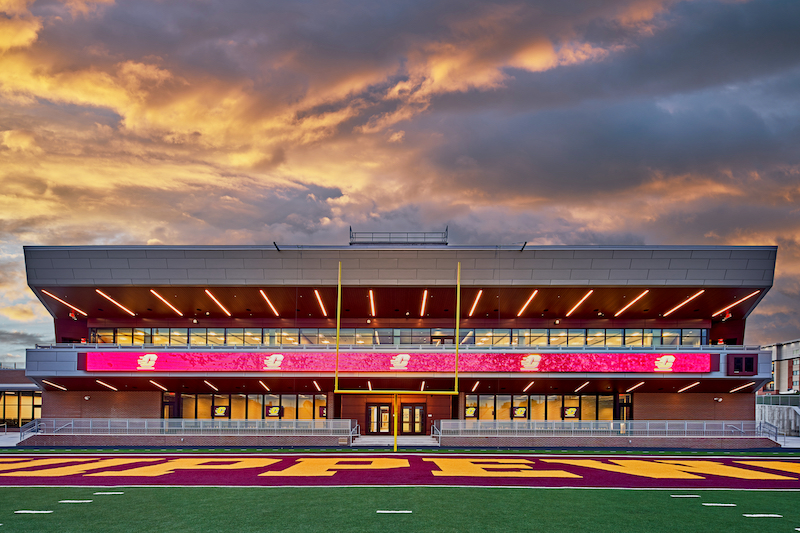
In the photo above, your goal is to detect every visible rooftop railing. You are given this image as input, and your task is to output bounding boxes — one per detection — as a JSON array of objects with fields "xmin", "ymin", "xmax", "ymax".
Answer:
[
  {"xmin": 349, "ymin": 227, "xmax": 448, "ymax": 245},
  {"xmin": 757, "ymin": 395, "xmax": 800, "ymax": 406},
  {"xmin": 20, "ymin": 418, "xmax": 356, "ymax": 443}
]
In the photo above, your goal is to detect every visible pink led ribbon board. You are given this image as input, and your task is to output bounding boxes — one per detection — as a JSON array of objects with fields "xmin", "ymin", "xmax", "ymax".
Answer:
[{"xmin": 86, "ymin": 351, "xmax": 712, "ymax": 373}]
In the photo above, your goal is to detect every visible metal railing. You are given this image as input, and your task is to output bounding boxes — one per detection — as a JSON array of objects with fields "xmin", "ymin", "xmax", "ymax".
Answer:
[
  {"xmin": 757, "ymin": 395, "xmax": 800, "ymax": 407},
  {"xmin": 350, "ymin": 227, "xmax": 448, "ymax": 245},
  {"xmin": 437, "ymin": 420, "xmax": 779, "ymax": 441},
  {"xmin": 0, "ymin": 362, "xmax": 25, "ymax": 370},
  {"xmin": 20, "ymin": 418, "xmax": 356, "ymax": 443}
]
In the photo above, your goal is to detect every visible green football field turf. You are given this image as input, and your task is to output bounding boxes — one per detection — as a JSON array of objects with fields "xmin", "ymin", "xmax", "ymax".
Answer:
[{"xmin": 0, "ymin": 486, "xmax": 797, "ymax": 532}]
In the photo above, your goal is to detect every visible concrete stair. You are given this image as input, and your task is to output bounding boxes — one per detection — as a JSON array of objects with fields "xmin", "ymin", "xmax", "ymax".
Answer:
[{"xmin": 351, "ymin": 435, "xmax": 439, "ymax": 447}]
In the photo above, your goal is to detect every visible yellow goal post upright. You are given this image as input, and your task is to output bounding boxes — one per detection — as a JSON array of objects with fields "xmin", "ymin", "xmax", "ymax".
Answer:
[{"xmin": 334, "ymin": 261, "xmax": 461, "ymax": 452}]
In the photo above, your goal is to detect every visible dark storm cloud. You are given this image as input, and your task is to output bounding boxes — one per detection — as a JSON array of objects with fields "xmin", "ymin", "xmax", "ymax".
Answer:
[{"xmin": 0, "ymin": 329, "xmax": 45, "ymax": 345}]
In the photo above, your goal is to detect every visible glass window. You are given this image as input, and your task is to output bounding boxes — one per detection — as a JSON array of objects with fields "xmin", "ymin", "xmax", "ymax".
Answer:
[
  {"xmin": 338, "ymin": 329, "xmax": 355, "ymax": 345},
  {"xmin": 196, "ymin": 394, "xmax": 213, "ymax": 419},
  {"xmin": 605, "ymin": 329, "xmax": 623, "ymax": 346},
  {"xmin": 207, "ymin": 328, "xmax": 225, "ymax": 345},
  {"xmin": 264, "ymin": 394, "xmax": 280, "ymax": 417},
  {"xmin": 213, "ymin": 394, "xmax": 229, "ymax": 419},
  {"xmin": 512, "ymin": 395, "xmax": 528, "ymax": 419},
  {"xmin": 495, "ymin": 395, "xmax": 512, "ymax": 420},
  {"xmin": 151, "ymin": 328, "xmax": 169, "ymax": 345},
  {"xmin": 512, "ymin": 329, "xmax": 529, "ymax": 346},
  {"xmin": 624, "ymin": 329, "xmax": 643, "ymax": 347},
  {"xmin": 643, "ymin": 329, "xmax": 660, "ymax": 346},
  {"xmin": 431, "ymin": 328, "xmax": 455, "ymax": 345},
  {"xmin": 298, "ymin": 394, "xmax": 314, "ymax": 419},
  {"xmin": 226, "ymin": 328, "xmax": 244, "ymax": 345},
  {"xmin": 315, "ymin": 394, "xmax": 327, "ymax": 419},
  {"xmin": 395, "ymin": 329, "xmax": 412, "ymax": 344},
  {"xmin": 563, "ymin": 395, "xmax": 580, "ymax": 419},
  {"xmin": 245, "ymin": 328, "xmax": 263, "ymax": 345},
  {"xmin": 681, "ymin": 329, "xmax": 701, "ymax": 346},
  {"xmin": 411, "ymin": 329, "xmax": 430, "ymax": 345},
  {"xmin": 317, "ymin": 329, "xmax": 336, "ymax": 345},
  {"xmin": 373, "ymin": 329, "xmax": 393, "ymax": 345},
  {"xmin": 475, "ymin": 329, "xmax": 492, "ymax": 346},
  {"xmin": 586, "ymin": 329, "xmax": 605, "ymax": 346},
  {"xmin": 581, "ymin": 396, "xmax": 597, "ymax": 421},
  {"xmin": 492, "ymin": 329, "xmax": 511, "ymax": 346},
  {"xmin": 181, "ymin": 394, "xmax": 196, "ymax": 419},
  {"xmin": 546, "ymin": 395, "xmax": 562, "ymax": 420},
  {"xmin": 231, "ymin": 394, "xmax": 247, "ymax": 419},
  {"xmin": 529, "ymin": 329, "xmax": 548, "ymax": 346},
  {"xmin": 116, "ymin": 328, "xmax": 133, "ymax": 345},
  {"xmin": 280, "ymin": 329, "xmax": 299, "ymax": 345},
  {"xmin": 568, "ymin": 329, "xmax": 586, "ymax": 347},
  {"xmin": 465, "ymin": 395, "xmax": 478, "ymax": 418},
  {"xmin": 281, "ymin": 395, "xmax": 297, "ymax": 419},
  {"xmin": 549, "ymin": 329, "xmax": 568, "ymax": 346},
  {"xmin": 529, "ymin": 395, "xmax": 546, "ymax": 420},
  {"xmin": 97, "ymin": 329, "xmax": 115, "ymax": 343},
  {"xmin": 662, "ymin": 329, "xmax": 680, "ymax": 346},
  {"xmin": 18, "ymin": 393, "xmax": 33, "ymax": 425},
  {"xmin": 299, "ymin": 329, "xmax": 318, "ymax": 345},
  {"xmin": 4, "ymin": 393, "xmax": 18, "ymax": 426},
  {"xmin": 355, "ymin": 329, "xmax": 373, "ymax": 345},
  {"xmin": 598, "ymin": 395, "xmax": 614, "ymax": 420},
  {"xmin": 134, "ymin": 328, "xmax": 151, "ymax": 345},
  {"xmin": 189, "ymin": 328, "xmax": 207, "ymax": 346},
  {"xmin": 458, "ymin": 329, "xmax": 475, "ymax": 345},
  {"xmin": 170, "ymin": 328, "xmax": 188, "ymax": 345},
  {"xmin": 263, "ymin": 328, "xmax": 279, "ymax": 346},
  {"xmin": 479, "ymin": 395, "xmax": 495, "ymax": 420},
  {"xmin": 246, "ymin": 394, "xmax": 263, "ymax": 419}
]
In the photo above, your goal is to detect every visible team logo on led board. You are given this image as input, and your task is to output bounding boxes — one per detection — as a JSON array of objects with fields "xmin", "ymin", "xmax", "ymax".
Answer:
[
  {"xmin": 513, "ymin": 407, "xmax": 527, "ymax": 418},
  {"xmin": 136, "ymin": 354, "xmax": 158, "ymax": 370},
  {"xmin": 654, "ymin": 355, "xmax": 676, "ymax": 372},
  {"xmin": 263, "ymin": 354, "xmax": 284, "ymax": 370},
  {"xmin": 266, "ymin": 406, "xmax": 282, "ymax": 417},
  {"xmin": 465, "ymin": 406, "xmax": 477, "ymax": 418},
  {"xmin": 390, "ymin": 353, "xmax": 411, "ymax": 370},
  {"xmin": 562, "ymin": 407, "xmax": 579, "ymax": 419},
  {"xmin": 520, "ymin": 354, "xmax": 542, "ymax": 371},
  {"xmin": 213, "ymin": 406, "xmax": 229, "ymax": 417}
]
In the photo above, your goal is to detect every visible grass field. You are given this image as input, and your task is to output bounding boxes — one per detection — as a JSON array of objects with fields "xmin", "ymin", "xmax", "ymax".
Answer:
[{"xmin": 1, "ymin": 486, "xmax": 797, "ymax": 532}]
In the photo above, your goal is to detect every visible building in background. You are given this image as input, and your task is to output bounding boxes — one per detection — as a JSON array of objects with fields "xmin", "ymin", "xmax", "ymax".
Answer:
[
  {"xmin": 23, "ymin": 235, "xmax": 776, "ymax": 434},
  {"xmin": 763, "ymin": 339, "xmax": 800, "ymax": 394}
]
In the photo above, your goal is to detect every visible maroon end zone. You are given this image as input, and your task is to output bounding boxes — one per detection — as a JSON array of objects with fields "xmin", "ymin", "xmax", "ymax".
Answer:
[{"xmin": 0, "ymin": 454, "xmax": 799, "ymax": 489}]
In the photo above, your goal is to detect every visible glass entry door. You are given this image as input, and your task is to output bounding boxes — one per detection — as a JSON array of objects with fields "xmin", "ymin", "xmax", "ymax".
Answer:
[
  {"xmin": 401, "ymin": 404, "xmax": 425, "ymax": 434},
  {"xmin": 367, "ymin": 404, "xmax": 392, "ymax": 434}
]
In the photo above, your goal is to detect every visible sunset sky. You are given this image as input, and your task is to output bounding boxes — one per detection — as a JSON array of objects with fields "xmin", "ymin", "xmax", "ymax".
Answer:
[{"xmin": 1, "ymin": 0, "xmax": 799, "ymax": 362}]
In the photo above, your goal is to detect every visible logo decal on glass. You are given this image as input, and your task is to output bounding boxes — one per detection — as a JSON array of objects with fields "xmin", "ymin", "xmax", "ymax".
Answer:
[
  {"xmin": 563, "ymin": 407, "xmax": 579, "ymax": 419},
  {"xmin": 465, "ymin": 406, "xmax": 477, "ymax": 418},
  {"xmin": 266, "ymin": 406, "xmax": 282, "ymax": 417},
  {"xmin": 654, "ymin": 355, "xmax": 676, "ymax": 372},
  {"xmin": 513, "ymin": 407, "xmax": 528, "ymax": 418},
  {"xmin": 520, "ymin": 354, "xmax": 542, "ymax": 371},
  {"xmin": 136, "ymin": 353, "xmax": 158, "ymax": 370},
  {"xmin": 213, "ymin": 406, "xmax": 229, "ymax": 417},
  {"xmin": 263, "ymin": 354, "xmax": 284, "ymax": 370},
  {"xmin": 390, "ymin": 353, "xmax": 411, "ymax": 370}
]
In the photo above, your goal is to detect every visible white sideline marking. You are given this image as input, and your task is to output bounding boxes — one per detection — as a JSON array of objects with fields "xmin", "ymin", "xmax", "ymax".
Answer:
[
  {"xmin": 702, "ymin": 503, "xmax": 736, "ymax": 507},
  {"xmin": 14, "ymin": 510, "xmax": 53, "ymax": 514},
  {"xmin": 377, "ymin": 510, "xmax": 412, "ymax": 514},
  {"xmin": 743, "ymin": 514, "xmax": 782, "ymax": 518},
  {"xmin": 93, "ymin": 491, "xmax": 124, "ymax": 495},
  {"xmin": 670, "ymin": 495, "xmax": 700, "ymax": 498},
  {"xmin": 58, "ymin": 500, "xmax": 92, "ymax": 504}
]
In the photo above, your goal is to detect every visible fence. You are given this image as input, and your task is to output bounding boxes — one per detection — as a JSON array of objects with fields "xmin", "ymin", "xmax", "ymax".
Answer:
[
  {"xmin": 21, "ymin": 418, "xmax": 356, "ymax": 443},
  {"xmin": 757, "ymin": 395, "xmax": 800, "ymax": 407},
  {"xmin": 434, "ymin": 420, "xmax": 778, "ymax": 443}
]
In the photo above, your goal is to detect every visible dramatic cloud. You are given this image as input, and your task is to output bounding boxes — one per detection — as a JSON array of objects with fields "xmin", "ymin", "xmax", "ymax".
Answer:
[{"xmin": 1, "ymin": 0, "xmax": 800, "ymax": 359}]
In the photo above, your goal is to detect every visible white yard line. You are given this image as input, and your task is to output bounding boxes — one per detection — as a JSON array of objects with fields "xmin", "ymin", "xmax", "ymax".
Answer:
[
  {"xmin": 58, "ymin": 500, "xmax": 92, "ymax": 504},
  {"xmin": 742, "ymin": 514, "xmax": 782, "ymax": 518},
  {"xmin": 376, "ymin": 510, "xmax": 412, "ymax": 514},
  {"xmin": 702, "ymin": 503, "xmax": 736, "ymax": 507},
  {"xmin": 14, "ymin": 510, "xmax": 53, "ymax": 514},
  {"xmin": 670, "ymin": 495, "xmax": 700, "ymax": 498},
  {"xmin": 93, "ymin": 491, "xmax": 124, "ymax": 495}
]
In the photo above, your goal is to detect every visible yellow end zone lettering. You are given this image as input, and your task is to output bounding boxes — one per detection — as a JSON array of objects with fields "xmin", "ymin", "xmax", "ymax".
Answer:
[
  {"xmin": 423, "ymin": 458, "xmax": 580, "ymax": 478},
  {"xmin": 542, "ymin": 459, "xmax": 795, "ymax": 480},
  {"xmin": 0, "ymin": 458, "xmax": 161, "ymax": 477},
  {"xmin": 0, "ymin": 458, "xmax": 95, "ymax": 472},
  {"xmin": 88, "ymin": 458, "xmax": 282, "ymax": 477},
  {"xmin": 259, "ymin": 458, "xmax": 410, "ymax": 477}
]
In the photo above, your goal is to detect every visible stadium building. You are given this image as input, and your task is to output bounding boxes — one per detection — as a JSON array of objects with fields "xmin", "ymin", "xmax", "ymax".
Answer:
[{"xmin": 22, "ymin": 233, "xmax": 776, "ymax": 444}]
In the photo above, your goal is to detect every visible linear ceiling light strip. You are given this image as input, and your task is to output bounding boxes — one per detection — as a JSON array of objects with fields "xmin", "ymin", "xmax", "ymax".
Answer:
[
  {"xmin": 614, "ymin": 289, "xmax": 649, "ymax": 317},
  {"xmin": 95, "ymin": 379, "xmax": 118, "ymax": 391},
  {"xmin": 574, "ymin": 381, "xmax": 590, "ymax": 392},
  {"xmin": 150, "ymin": 289, "xmax": 183, "ymax": 316},
  {"xmin": 314, "ymin": 289, "xmax": 327, "ymax": 317},
  {"xmin": 149, "ymin": 380, "xmax": 168, "ymax": 391},
  {"xmin": 258, "ymin": 380, "xmax": 270, "ymax": 392},
  {"xmin": 517, "ymin": 290, "xmax": 538, "ymax": 317},
  {"xmin": 663, "ymin": 290, "xmax": 705, "ymax": 317},
  {"xmin": 677, "ymin": 381, "xmax": 700, "ymax": 393},
  {"xmin": 566, "ymin": 290, "xmax": 593, "ymax": 317},
  {"xmin": 626, "ymin": 381, "xmax": 645, "ymax": 393},
  {"xmin": 204, "ymin": 380, "xmax": 218, "ymax": 391},
  {"xmin": 41, "ymin": 290, "xmax": 88, "ymax": 316},
  {"xmin": 523, "ymin": 381, "xmax": 534, "ymax": 392},
  {"xmin": 95, "ymin": 289, "xmax": 136, "ymax": 317},
  {"xmin": 730, "ymin": 381, "xmax": 756, "ymax": 393},
  {"xmin": 259, "ymin": 290, "xmax": 279, "ymax": 317},
  {"xmin": 369, "ymin": 289, "xmax": 376, "ymax": 317},
  {"xmin": 468, "ymin": 290, "xmax": 483, "ymax": 317},
  {"xmin": 420, "ymin": 289, "xmax": 428, "ymax": 317},
  {"xmin": 712, "ymin": 290, "xmax": 761, "ymax": 317},
  {"xmin": 41, "ymin": 379, "xmax": 67, "ymax": 391},
  {"xmin": 205, "ymin": 289, "xmax": 231, "ymax": 316}
]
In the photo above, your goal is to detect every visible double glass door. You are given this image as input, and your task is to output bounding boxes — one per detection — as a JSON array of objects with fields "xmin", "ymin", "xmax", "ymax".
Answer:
[
  {"xmin": 367, "ymin": 404, "xmax": 392, "ymax": 434},
  {"xmin": 401, "ymin": 404, "xmax": 425, "ymax": 434}
]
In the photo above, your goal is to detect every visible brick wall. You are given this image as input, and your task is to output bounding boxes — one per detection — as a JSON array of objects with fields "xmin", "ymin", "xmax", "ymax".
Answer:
[
  {"xmin": 341, "ymin": 394, "xmax": 451, "ymax": 435},
  {"xmin": 0, "ymin": 370, "xmax": 34, "ymax": 386},
  {"xmin": 634, "ymin": 393, "xmax": 755, "ymax": 420},
  {"xmin": 42, "ymin": 391, "xmax": 161, "ymax": 419}
]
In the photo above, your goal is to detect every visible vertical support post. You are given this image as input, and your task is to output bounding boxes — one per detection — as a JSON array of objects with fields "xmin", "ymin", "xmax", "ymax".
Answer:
[
  {"xmin": 393, "ymin": 393, "xmax": 398, "ymax": 452},
  {"xmin": 454, "ymin": 262, "xmax": 461, "ymax": 393},
  {"xmin": 335, "ymin": 261, "xmax": 342, "ymax": 392}
]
